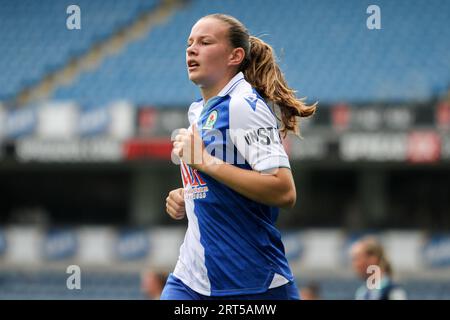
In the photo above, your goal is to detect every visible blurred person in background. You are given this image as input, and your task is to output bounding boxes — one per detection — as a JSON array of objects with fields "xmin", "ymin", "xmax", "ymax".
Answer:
[
  {"xmin": 162, "ymin": 13, "xmax": 316, "ymax": 300},
  {"xmin": 350, "ymin": 236, "xmax": 407, "ymax": 300},
  {"xmin": 299, "ymin": 282, "xmax": 321, "ymax": 300},
  {"xmin": 141, "ymin": 269, "xmax": 168, "ymax": 300}
]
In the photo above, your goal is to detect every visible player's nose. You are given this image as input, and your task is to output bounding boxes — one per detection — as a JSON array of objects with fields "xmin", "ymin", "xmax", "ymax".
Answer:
[{"xmin": 186, "ymin": 44, "xmax": 198, "ymax": 56}]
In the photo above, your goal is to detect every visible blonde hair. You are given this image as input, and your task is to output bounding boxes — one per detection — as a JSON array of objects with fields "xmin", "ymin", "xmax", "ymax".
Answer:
[
  {"xmin": 204, "ymin": 14, "xmax": 317, "ymax": 136},
  {"xmin": 360, "ymin": 236, "xmax": 393, "ymax": 277}
]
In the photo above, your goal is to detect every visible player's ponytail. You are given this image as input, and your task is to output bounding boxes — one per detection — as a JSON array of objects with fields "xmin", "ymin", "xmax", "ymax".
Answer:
[
  {"xmin": 204, "ymin": 13, "xmax": 317, "ymax": 136},
  {"xmin": 244, "ymin": 36, "xmax": 317, "ymax": 136}
]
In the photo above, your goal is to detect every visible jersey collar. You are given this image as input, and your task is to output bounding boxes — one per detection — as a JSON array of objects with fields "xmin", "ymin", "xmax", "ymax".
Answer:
[
  {"xmin": 216, "ymin": 72, "xmax": 245, "ymax": 97},
  {"xmin": 199, "ymin": 72, "xmax": 245, "ymax": 112}
]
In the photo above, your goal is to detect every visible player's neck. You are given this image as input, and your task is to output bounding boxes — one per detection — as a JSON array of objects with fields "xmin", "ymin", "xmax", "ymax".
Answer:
[{"xmin": 200, "ymin": 73, "xmax": 236, "ymax": 104}]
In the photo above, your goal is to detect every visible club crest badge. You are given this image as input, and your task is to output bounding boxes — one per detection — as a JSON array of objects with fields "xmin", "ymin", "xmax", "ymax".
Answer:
[{"xmin": 203, "ymin": 110, "xmax": 218, "ymax": 130}]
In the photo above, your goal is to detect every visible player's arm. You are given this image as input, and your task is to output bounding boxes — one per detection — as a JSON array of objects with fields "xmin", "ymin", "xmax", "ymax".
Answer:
[
  {"xmin": 202, "ymin": 155, "xmax": 296, "ymax": 208},
  {"xmin": 173, "ymin": 95, "xmax": 296, "ymax": 209},
  {"xmin": 173, "ymin": 128, "xmax": 295, "ymax": 208}
]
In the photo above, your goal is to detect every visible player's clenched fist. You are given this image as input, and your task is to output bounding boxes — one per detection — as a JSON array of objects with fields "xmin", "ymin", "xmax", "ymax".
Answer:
[
  {"xmin": 166, "ymin": 188, "xmax": 186, "ymax": 220},
  {"xmin": 172, "ymin": 125, "xmax": 205, "ymax": 170}
]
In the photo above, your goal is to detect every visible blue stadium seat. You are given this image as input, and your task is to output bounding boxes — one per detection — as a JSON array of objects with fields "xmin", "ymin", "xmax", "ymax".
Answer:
[
  {"xmin": 0, "ymin": 0, "xmax": 449, "ymax": 107},
  {"xmin": 0, "ymin": 0, "xmax": 159, "ymax": 100},
  {"xmin": 2, "ymin": 270, "xmax": 450, "ymax": 299},
  {"xmin": 50, "ymin": 0, "xmax": 450, "ymax": 107}
]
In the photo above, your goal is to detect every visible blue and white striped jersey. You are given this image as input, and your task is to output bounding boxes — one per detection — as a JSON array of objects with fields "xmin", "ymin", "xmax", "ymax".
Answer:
[{"xmin": 173, "ymin": 72, "xmax": 294, "ymax": 296}]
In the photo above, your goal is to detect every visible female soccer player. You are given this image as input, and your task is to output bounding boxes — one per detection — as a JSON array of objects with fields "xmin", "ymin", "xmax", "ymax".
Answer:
[{"xmin": 162, "ymin": 13, "xmax": 316, "ymax": 300}]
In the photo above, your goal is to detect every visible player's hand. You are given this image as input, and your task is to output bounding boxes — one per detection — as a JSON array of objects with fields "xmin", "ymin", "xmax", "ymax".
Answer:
[
  {"xmin": 172, "ymin": 124, "xmax": 207, "ymax": 170},
  {"xmin": 165, "ymin": 188, "xmax": 186, "ymax": 220}
]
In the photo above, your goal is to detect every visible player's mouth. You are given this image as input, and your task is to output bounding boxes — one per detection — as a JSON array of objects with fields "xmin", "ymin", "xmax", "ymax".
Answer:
[{"xmin": 187, "ymin": 60, "xmax": 200, "ymax": 72}]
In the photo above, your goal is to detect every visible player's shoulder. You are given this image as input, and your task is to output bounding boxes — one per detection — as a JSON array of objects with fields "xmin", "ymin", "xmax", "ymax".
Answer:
[
  {"xmin": 229, "ymin": 84, "xmax": 272, "ymax": 116},
  {"xmin": 229, "ymin": 92, "xmax": 277, "ymax": 132},
  {"xmin": 188, "ymin": 98, "xmax": 203, "ymax": 125},
  {"xmin": 189, "ymin": 97, "xmax": 203, "ymax": 109},
  {"xmin": 388, "ymin": 287, "xmax": 407, "ymax": 300}
]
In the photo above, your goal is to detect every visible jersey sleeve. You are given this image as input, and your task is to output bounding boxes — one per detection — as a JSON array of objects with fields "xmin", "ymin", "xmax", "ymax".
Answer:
[{"xmin": 228, "ymin": 94, "xmax": 291, "ymax": 172}]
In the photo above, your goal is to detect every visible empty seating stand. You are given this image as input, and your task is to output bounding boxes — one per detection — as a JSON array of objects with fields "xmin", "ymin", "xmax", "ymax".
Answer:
[
  {"xmin": 0, "ymin": 0, "xmax": 159, "ymax": 101},
  {"xmin": 50, "ymin": 0, "xmax": 450, "ymax": 108}
]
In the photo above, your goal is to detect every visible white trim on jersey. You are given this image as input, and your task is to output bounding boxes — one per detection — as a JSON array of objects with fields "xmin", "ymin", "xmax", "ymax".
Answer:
[{"xmin": 173, "ymin": 194, "xmax": 211, "ymax": 296}]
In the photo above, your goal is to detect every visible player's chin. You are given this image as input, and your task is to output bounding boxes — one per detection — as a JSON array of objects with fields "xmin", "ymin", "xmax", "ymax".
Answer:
[{"xmin": 187, "ymin": 70, "xmax": 202, "ymax": 84}]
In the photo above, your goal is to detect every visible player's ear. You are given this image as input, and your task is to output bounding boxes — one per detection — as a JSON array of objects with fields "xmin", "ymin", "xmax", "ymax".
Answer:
[{"xmin": 228, "ymin": 47, "xmax": 245, "ymax": 67}]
